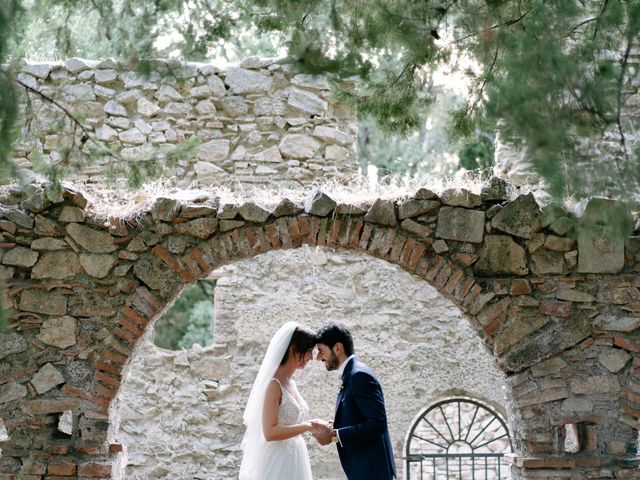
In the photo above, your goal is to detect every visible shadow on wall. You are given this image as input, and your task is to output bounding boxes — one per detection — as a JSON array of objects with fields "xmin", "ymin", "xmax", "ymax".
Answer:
[{"xmin": 111, "ymin": 246, "xmax": 507, "ymax": 480}]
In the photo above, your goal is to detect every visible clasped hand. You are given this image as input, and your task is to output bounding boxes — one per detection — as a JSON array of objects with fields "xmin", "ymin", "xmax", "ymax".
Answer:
[{"xmin": 307, "ymin": 419, "xmax": 334, "ymax": 445}]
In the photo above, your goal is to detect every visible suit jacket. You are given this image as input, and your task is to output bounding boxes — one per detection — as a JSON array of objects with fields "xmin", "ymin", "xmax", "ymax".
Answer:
[{"xmin": 334, "ymin": 358, "xmax": 396, "ymax": 480}]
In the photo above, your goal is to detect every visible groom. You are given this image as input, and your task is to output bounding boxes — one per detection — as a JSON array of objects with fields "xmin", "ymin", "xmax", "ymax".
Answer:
[{"xmin": 313, "ymin": 323, "xmax": 396, "ymax": 480}]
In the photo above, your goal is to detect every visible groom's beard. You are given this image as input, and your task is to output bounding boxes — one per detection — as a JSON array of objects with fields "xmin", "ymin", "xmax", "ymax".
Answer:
[{"xmin": 324, "ymin": 350, "xmax": 340, "ymax": 371}]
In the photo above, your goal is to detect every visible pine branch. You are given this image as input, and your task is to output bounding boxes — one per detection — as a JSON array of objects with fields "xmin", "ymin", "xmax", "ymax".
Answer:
[
  {"xmin": 444, "ymin": 7, "xmax": 533, "ymax": 48},
  {"xmin": 467, "ymin": 45, "xmax": 499, "ymax": 118},
  {"xmin": 15, "ymin": 77, "xmax": 113, "ymax": 158},
  {"xmin": 592, "ymin": 0, "xmax": 610, "ymax": 41},
  {"xmin": 566, "ymin": 17, "xmax": 598, "ymax": 37}
]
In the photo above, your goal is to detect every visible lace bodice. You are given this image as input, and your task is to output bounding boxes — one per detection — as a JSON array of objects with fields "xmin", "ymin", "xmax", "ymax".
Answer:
[
  {"xmin": 252, "ymin": 379, "xmax": 313, "ymax": 479},
  {"xmin": 273, "ymin": 379, "xmax": 309, "ymax": 426}
]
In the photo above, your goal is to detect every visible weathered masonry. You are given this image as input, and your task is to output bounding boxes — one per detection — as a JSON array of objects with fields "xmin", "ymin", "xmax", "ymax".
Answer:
[
  {"xmin": 12, "ymin": 57, "xmax": 356, "ymax": 187},
  {"xmin": 0, "ymin": 178, "xmax": 638, "ymax": 479}
]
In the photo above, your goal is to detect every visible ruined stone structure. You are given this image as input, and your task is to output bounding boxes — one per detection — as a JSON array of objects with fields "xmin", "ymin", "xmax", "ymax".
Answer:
[
  {"xmin": 1, "ymin": 56, "xmax": 639, "ymax": 480},
  {"xmin": 0, "ymin": 179, "xmax": 639, "ymax": 479},
  {"xmin": 115, "ymin": 246, "xmax": 507, "ymax": 479},
  {"xmin": 12, "ymin": 58, "xmax": 356, "ymax": 187}
]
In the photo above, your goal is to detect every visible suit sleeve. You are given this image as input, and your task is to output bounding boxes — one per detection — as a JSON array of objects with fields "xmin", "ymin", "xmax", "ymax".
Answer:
[{"xmin": 336, "ymin": 371, "xmax": 388, "ymax": 446}]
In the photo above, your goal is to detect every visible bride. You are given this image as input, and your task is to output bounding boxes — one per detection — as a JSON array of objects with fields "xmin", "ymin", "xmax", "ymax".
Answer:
[{"xmin": 239, "ymin": 321, "xmax": 321, "ymax": 480}]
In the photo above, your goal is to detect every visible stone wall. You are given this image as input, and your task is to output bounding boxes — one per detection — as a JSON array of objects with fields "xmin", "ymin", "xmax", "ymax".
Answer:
[
  {"xmin": 12, "ymin": 58, "xmax": 356, "ymax": 188},
  {"xmin": 114, "ymin": 247, "xmax": 507, "ymax": 479},
  {"xmin": 0, "ymin": 179, "xmax": 639, "ymax": 479}
]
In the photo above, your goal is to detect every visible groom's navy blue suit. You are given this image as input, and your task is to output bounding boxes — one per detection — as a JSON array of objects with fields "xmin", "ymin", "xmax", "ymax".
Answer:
[{"xmin": 334, "ymin": 357, "xmax": 396, "ymax": 480}]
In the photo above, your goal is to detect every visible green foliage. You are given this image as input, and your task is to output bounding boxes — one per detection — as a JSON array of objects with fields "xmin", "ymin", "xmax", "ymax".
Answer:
[
  {"xmin": 0, "ymin": 0, "xmax": 639, "ymax": 200},
  {"xmin": 358, "ymin": 89, "xmax": 494, "ymax": 178},
  {"xmin": 0, "ymin": 0, "xmax": 22, "ymax": 178},
  {"xmin": 458, "ymin": 134, "xmax": 495, "ymax": 179},
  {"xmin": 243, "ymin": 0, "xmax": 640, "ymax": 200},
  {"xmin": 154, "ymin": 280, "xmax": 215, "ymax": 350},
  {"xmin": 176, "ymin": 300, "xmax": 214, "ymax": 350},
  {"xmin": 8, "ymin": 0, "xmax": 278, "ymax": 64}
]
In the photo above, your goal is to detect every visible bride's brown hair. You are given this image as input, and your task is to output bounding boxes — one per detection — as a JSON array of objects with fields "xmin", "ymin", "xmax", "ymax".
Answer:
[{"xmin": 280, "ymin": 326, "xmax": 316, "ymax": 365}]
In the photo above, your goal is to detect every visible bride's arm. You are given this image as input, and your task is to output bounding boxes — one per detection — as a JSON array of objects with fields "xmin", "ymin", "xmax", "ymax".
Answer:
[{"xmin": 262, "ymin": 380, "xmax": 313, "ymax": 442}]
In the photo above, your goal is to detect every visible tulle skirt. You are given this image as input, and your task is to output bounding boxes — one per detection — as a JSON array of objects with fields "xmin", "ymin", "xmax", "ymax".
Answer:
[{"xmin": 254, "ymin": 436, "xmax": 313, "ymax": 480}]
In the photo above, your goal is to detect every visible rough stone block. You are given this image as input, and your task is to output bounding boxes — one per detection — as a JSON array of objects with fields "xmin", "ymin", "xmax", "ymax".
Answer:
[
  {"xmin": 79, "ymin": 253, "xmax": 116, "ymax": 278},
  {"xmin": 0, "ymin": 333, "xmax": 28, "ymax": 360},
  {"xmin": 1, "ymin": 246, "xmax": 38, "ymax": 268},
  {"xmin": 530, "ymin": 249, "xmax": 566, "ymax": 275},
  {"xmin": 304, "ymin": 191, "xmax": 336, "ymax": 217},
  {"xmin": 598, "ymin": 349, "xmax": 631, "ymax": 372},
  {"xmin": 475, "ymin": 235, "xmax": 528, "ymax": 276},
  {"xmin": 133, "ymin": 255, "xmax": 181, "ymax": 297},
  {"xmin": 19, "ymin": 289, "xmax": 67, "ymax": 315},
  {"xmin": 279, "ymin": 134, "xmax": 321, "ymax": 159},
  {"xmin": 0, "ymin": 381, "xmax": 28, "ymax": 404},
  {"xmin": 31, "ymin": 251, "xmax": 82, "ymax": 279},
  {"xmin": 555, "ymin": 287, "xmax": 594, "ymax": 303},
  {"xmin": 4, "ymin": 208, "xmax": 34, "ymax": 229},
  {"xmin": 31, "ymin": 363, "xmax": 65, "ymax": 394},
  {"xmin": 364, "ymin": 199, "xmax": 396, "ymax": 226},
  {"xmin": 561, "ymin": 397, "xmax": 593, "ymax": 413},
  {"xmin": 399, "ymin": 218, "xmax": 432, "ymax": 241},
  {"xmin": 435, "ymin": 207, "xmax": 485, "ymax": 243},
  {"xmin": 197, "ymin": 139, "xmax": 230, "ymax": 163},
  {"xmin": 58, "ymin": 206, "xmax": 85, "ymax": 223},
  {"xmin": 226, "ymin": 68, "xmax": 272, "ymax": 94},
  {"xmin": 491, "ymin": 193, "xmax": 543, "ymax": 239},
  {"xmin": 593, "ymin": 314, "xmax": 640, "ymax": 332},
  {"xmin": 531, "ymin": 356, "xmax": 567, "ymax": 377},
  {"xmin": 398, "ymin": 199, "xmax": 440, "ymax": 219},
  {"xmin": 569, "ymin": 376, "xmax": 621, "ymax": 394},
  {"xmin": 494, "ymin": 311, "xmax": 549, "ymax": 355},
  {"xmin": 287, "ymin": 88, "xmax": 327, "ymax": 115},
  {"xmin": 37, "ymin": 316, "xmax": 77, "ymax": 349},
  {"xmin": 480, "ymin": 176, "xmax": 509, "ymax": 202},
  {"xmin": 238, "ymin": 203, "xmax": 271, "ymax": 223},
  {"xmin": 577, "ymin": 198, "xmax": 630, "ymax": 273},
  {"xmin": 175, "ymin": 218, "xmax": 218, "ymax": 239},
  {"xmin": 312, "ymin": 126, "xmax": 352, "ymax": 146},
  {"xmin": 440, "ymin": 188, "xmax": 482, "ymax": 208},
  {"xmin": 66, "ymin": 223, "xmax": 116, "ymax": 253},
  {"xmin": 544, "ymin": 235, "xmax": 575, "ymax": 252}
]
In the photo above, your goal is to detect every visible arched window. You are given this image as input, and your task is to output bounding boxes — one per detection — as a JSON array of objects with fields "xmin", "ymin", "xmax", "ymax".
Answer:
[{"xmin": 405, "ymin": 397, "xmax": 512, "ymax": 479}]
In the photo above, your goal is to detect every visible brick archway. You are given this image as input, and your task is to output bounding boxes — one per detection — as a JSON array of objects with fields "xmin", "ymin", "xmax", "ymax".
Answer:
[{"xmin": 0, "ymin": 183, "xmax": 638, "ymax": 479}]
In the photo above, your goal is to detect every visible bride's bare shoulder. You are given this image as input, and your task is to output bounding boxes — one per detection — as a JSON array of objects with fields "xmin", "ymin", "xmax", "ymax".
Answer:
[{"xmin": 264, "ymin": 378, "xmax": 283, "ymax": 406}]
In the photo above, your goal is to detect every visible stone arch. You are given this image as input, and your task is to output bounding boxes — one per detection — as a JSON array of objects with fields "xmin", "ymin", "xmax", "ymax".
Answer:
[
  {"xmin": 0, "ymin": 183, "xmax": 639, "ymax": 478},
  {"xmin": 112, "ymin": 244, "xmax": 507, "ymax": 479}
]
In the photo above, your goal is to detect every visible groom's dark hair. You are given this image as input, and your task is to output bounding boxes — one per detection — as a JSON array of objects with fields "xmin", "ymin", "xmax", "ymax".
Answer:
[{"xmin": 315, "ymin": 323, "xmax": 354, "ymax": 356}]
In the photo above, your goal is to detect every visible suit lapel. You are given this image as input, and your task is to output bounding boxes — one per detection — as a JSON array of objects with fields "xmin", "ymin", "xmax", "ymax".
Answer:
[
  {"xmin": 334, "ymin": 387, "xmax": 343, "ymax": 416},
  {"xmin": 334, "ymin": 357, "xmax": 356, "ymax": 418}
]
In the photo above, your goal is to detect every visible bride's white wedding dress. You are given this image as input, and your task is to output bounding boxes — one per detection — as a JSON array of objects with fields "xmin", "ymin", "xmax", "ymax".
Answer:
[
  {"xmin": 239, "ymin": 322, "xmax": 313, "ymax": 480},
  {"xmin": 258, "ymin": 379, "xmax": 313, "ymax": 480}
]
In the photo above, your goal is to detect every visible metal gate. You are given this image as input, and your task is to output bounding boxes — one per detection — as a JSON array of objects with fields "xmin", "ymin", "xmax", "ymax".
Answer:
[{"xmin": 405, "ymin": 398, "xmax": 512, "ymax": 479}]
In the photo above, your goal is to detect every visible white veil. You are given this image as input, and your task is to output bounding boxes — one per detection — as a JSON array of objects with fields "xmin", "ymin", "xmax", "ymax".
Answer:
[{"xmin": 239, "ymin": 321, "xmax": 298, "ymax": 479}]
